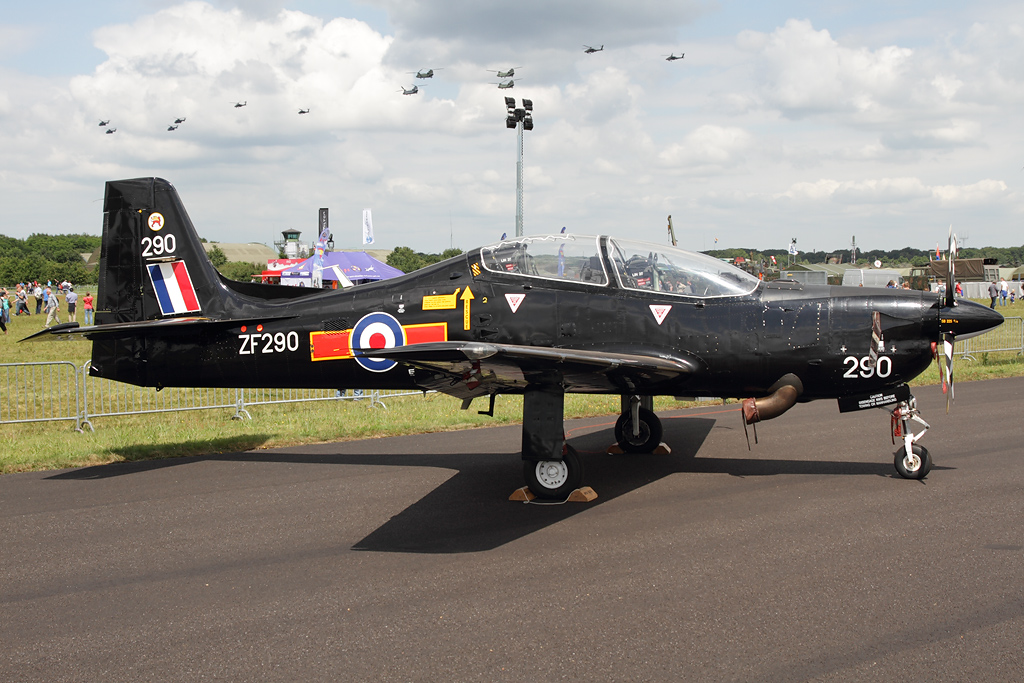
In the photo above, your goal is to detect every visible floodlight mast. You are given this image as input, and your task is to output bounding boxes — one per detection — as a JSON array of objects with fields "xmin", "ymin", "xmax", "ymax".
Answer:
[{"xmin": 505, "ymin": 98, "xmax": 533, "ymax": 237}]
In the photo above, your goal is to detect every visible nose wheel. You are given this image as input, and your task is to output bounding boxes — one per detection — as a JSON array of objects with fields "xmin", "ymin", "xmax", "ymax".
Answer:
[
  {"xmin": 895, "ymin": 444, "xmax": 932, "ymax": 480},
  {"xmin": 891, "ymin": 396, "xmax": 932, "ymax": 480}
]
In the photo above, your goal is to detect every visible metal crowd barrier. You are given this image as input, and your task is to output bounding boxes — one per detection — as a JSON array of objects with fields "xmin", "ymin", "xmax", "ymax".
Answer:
[
  {"xmin": 955, "ymin": 316, "xmax": 1024, "ymax": 361},
  {"xmin": 0, "ymin": 361, "xmax": 82, "ymax": 430},
  {"xmin": 0, "ymin": 361, "xmax": 427, "ymax": 431}
]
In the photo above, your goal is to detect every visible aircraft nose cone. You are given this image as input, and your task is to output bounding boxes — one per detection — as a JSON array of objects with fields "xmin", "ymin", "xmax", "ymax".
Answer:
[{"xmin": 941, "ymin": 299, "xmax": 1004, "ymax": 339}]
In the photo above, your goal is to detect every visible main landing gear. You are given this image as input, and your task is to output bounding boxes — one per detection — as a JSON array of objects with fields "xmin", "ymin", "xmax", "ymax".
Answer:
[
  {"xmin": 519, "ymin": 391, "xmax": 668, "ymax": 499},
  {"xmin": 891, "ymin": 395, "xmax": 932, "ymax": 480},
  {"xmin": 614, "ymin": 395, "xmax": 663, "ymax": 453}
]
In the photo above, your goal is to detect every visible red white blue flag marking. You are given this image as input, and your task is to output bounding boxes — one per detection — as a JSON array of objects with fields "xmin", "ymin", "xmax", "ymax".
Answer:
[{"xmin": 147, "ymin": 261, "xmax": 201, "ymax": 316}]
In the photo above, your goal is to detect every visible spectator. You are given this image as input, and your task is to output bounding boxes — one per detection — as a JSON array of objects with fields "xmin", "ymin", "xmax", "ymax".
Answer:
[
  {"xmin": 44, "ymin": 286, "xmax": 61, "ymax": 327},
  {"xmin": 33, "ymin": 282, "xmax": 43, "ymax": 314},
  {"xmin": 988, "ymin": 280, "xmax": 999, "ymax": 309},
  {"xmin": 0, "ymin": 288, "xmax": 9, "ymax": 332},
  {"xmin": 1000, "ymin": 278, "xmax": 1008, "ymax": 306},
  {"xmin": 65, "ymin": 286, "xmax": 78, "ymax": 323},
  {"xmin": 82, "ymin": 291, "xmax": 94, "ymax": 326},
  {"xmin": 15, "ymin": 285, "xmax": 30, "ymax": 316}
]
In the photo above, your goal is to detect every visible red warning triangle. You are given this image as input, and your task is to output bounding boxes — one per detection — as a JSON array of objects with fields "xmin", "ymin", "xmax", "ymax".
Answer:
[{"xmin": 649, "ymin": 304, "xmax": 672, "ymax": 325}]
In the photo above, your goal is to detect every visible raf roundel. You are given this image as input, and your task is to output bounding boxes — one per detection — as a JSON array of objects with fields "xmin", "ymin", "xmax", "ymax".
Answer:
[{"xmin": 350, "ymin": 312, "xmax": 407, "ymax": 372}]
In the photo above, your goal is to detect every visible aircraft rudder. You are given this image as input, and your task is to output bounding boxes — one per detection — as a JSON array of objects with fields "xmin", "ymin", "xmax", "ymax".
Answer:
[{"xmin": 97, "ymin": 177, "xmax": 226, "ymax": 325}]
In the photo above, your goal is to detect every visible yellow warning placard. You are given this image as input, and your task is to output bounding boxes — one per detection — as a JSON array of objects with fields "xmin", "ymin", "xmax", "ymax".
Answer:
[{"xmin": 422, "ymin": 288, "xmax": 460, "ymax": 310}]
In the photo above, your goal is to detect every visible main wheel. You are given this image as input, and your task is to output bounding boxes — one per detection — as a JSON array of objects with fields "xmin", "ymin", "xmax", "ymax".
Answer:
[
  {"xmin": 614, "ymin": 407, "xmax": 663, "ymax": 453},
  {"xmin": 894, "ymin": 444, "xmax": 932, "ymax": 480},
  {"xmin": 524, "ymin": 444, "xmax": 583, "ymax": 499}
]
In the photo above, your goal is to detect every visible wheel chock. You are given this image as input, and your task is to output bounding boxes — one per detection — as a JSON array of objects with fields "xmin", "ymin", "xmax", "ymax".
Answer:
[
  {"xmin": 567, "ymin": 486, "xmax": 598, "ymax": 502},
  {"xmin": 653, "ymin": 442, "xmax": 672, "ymax": 455},
  {"xmin": 508, "ymin": 486, "xmax": 599, "ymax": 503},
  {"xmin": 509, "ymin": 487, "xmax": 536, "ymax": 501}
]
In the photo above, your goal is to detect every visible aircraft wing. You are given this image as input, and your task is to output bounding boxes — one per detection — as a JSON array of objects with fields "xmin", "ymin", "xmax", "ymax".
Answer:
[
  {"xmin": 362, "ymin": 341, "xmax": 700, "ymax": 399},
  {"xmin": 19, "ymin": 316, "xmax": 299, "ymax": 342}
]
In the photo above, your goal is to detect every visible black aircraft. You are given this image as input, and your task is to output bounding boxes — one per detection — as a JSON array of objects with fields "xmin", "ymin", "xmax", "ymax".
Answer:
[
  {"xmin": 26, "ymin": 178, "xmax": 1003, "ymax": 499},
  {"xmin": 232, "ymin": 101, "xmax": 247, "ymax": 108},
  {"xmin": 665, "ymin": 53, "xmax": 684, "ymax": 61},
  {"xmin": 98, "ymin": 119, "xmax": 110, "ymax": 126},
  {"xmin": 298, "ymin": 108, "xmax": 310, "ymax": 114},
  {"xmin": 583, "ymin": 45, "xmax": 604, "ymax": 53},
  {"xmin": 167, "ymin": 124, "xmax": 178, "ymax": 131},
  {"xmin": 105, "ymin": 128, "xmax": 117, "ymax": 134},
  {"xmin": 174, "ymin": 117, "xmax": 187, "ymax": 124}
]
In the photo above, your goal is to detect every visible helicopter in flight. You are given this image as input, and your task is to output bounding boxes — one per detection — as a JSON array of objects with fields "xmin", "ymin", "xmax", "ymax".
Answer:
[
  {"xmin": 398, "ymin": 84, "xmax": 423, "ymax": 95},
  {"xmin": 298, "ymin": 108, "xmax": 310, "ymax": 114},
  {"xmin": 488, "ymin": 67, "xmax": 520, "ymax": 79},
  {"xmin": 167, "ymin": 124, "xmax": 178, "ymax": 131},
  {"xmin": 664, "ymin": 53, "xmax": 684, "ymax": 61},
  {"xmin": 409, "ymin": 68, "xmax": 442, "ymax": 79},
  {"xmin": 583, "ymin": 45, "xmax": 604, "ymax": 53},
  {"xmin": 231, "ymin": 101, "xmax": 247, "ymax": 108},
  {"xmin": 493, "ymin": 79, "xmax": 519, "ymax": 90},
  {"xmin": 105, "ymin": 128, "xmax": 116, "ymax": 134},
  {"xmin": 98, "ymin": 120, "xmax": 110, "ymax": 127},
  {"xmin": 174, "ymin": 117, "xmax": 187, "ymax": 124}
]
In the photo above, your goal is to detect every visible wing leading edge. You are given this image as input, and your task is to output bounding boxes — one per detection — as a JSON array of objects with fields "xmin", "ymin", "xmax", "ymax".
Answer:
[{"xmin": 362, "ymin": 341, "xmax": 700, "ymax": 398}]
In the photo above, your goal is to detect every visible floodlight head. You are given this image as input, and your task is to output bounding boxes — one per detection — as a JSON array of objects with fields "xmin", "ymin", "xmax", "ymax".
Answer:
[
  {"xmin": 522, "ymin": 99, "xmax": 533, "ymax": 111},
  {"xmin": 523, "ymin": 118, "xmax": 533, "ymax": 131},
  {"xmin": 506, "ymin": 117, "xmax": 517, "ymax": 129},
  {"xmin": 504, "ymin": 96, "xmax": 516, "ymax": 109}
]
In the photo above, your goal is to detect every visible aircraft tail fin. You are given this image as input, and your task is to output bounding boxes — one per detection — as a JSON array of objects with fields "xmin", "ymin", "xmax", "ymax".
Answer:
[{"xmin": 96, "ymin": 177, "xmax": 232, "ymax": 325}]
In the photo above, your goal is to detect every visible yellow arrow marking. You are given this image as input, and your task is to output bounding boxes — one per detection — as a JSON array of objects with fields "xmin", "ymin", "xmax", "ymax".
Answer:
[{"xmin": 461, "ymin": 286, "xmax": 475, "ymax": 330}]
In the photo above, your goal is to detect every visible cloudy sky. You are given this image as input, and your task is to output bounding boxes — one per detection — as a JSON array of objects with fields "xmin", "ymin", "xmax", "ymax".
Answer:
[{"xmin": 1, "ymin": 0, "xmax": 1022, "ymax": 254}]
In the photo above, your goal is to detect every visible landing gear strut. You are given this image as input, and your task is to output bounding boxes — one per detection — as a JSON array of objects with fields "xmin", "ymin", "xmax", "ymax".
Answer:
[
  {"xmin": 615, "ymin": 395, "xmax": 663, "ymax": 453},
  {"xmin": 521, "ymin": 385, "xmax": 585, "ymax": 499},
  {"xmin": 891, "ymin": 395, "xmax": 932, "ymax": 480}
]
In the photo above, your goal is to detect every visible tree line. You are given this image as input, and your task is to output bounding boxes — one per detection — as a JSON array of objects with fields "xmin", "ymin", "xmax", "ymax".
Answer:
[
  {"xmin": 0, "ymin": 233, "xmax": 101, "ymax": 285},
  {"xmin": 706, "ymin": 244, "xmax": 1024, "ymax": 268}
]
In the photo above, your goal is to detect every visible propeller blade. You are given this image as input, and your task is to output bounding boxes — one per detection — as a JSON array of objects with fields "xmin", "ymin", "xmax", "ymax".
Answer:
[
  {"xmin": 946, "ymin": 227, "xmax": 957, "ymax": 309},
  {"xmin": 943, "ymin": 331, "xmax": 955, "ymax": 413}
]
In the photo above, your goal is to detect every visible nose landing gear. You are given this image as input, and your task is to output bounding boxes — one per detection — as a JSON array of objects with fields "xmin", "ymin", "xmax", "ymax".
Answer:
[{"xmin": 891, "ymin": 395, "xmax": 932, "ymax": 480}]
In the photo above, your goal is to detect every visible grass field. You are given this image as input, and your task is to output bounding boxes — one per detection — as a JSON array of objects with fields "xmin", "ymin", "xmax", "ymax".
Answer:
[{"xmin": 2, "ymin": 298, "xmax": 1022, "ymax": 474}]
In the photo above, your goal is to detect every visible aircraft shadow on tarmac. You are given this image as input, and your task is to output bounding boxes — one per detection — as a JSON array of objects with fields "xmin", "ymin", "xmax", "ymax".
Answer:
[{"xmin": 46, "ymin": 416, "xmax": 935, "ymax": 554}]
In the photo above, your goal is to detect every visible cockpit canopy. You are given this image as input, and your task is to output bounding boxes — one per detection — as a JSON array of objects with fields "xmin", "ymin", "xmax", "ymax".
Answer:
[{"xmin": 478, "ymin": 234, "xmax": 760, "ymax": 298}]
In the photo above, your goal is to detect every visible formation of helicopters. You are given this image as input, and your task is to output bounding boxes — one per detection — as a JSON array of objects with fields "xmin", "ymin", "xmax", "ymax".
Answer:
[
  {"xmin": 96, "ymin": 101, "xmax": 312, "ymax": 135},
  {"xmin": 404, "ymin": 45, "xmax": 683, "ymax": 93}
]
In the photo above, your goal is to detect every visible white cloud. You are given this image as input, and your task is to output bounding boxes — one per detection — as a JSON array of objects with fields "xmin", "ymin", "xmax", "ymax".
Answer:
[
  {"xmin": 740, "ymin": 19, "xmax": 914, "ymax": 120},
  {"xmin": 778, "ymin": 177, "xmax": 1009, "ymax": 208},
  {"xmin": 658, "ymin": 125, "xmax": 752, "ymax": 171}
]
